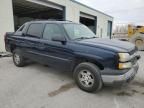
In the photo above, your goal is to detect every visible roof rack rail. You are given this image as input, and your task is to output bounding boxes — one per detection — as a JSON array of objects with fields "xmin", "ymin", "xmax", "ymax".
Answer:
[
  {"xmin": 48, "ymin": 19, "xmax": 73, "ymax": 22},
  {"xmin": 47, "ymin": 19, "xmax": 59, "ymax": 21},
  {"xmin": 33, "ymin": 19, "xmax": 48, "ymax": 21},
  {"xmin": 31, "ymin": 19, "xmax": 73, "ymax": 22}
]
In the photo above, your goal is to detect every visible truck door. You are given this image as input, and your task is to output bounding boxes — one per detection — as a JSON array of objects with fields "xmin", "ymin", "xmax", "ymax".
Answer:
[
  {"xmin": 23, "ymin": 23, "xmax": 45, "ymax": 62},
  {"xmin": 39, "ymin": 23, "xmax": 74, "ymax": 70}
]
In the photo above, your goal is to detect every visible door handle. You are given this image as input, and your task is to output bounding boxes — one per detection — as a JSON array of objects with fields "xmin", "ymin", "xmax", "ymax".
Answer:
[{"xmin": 39, "ymin": 43, "xmax": 46, "ymax": 50}]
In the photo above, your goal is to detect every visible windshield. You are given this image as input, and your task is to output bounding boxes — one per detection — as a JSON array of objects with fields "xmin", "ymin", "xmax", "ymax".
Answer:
[{"xmin": 63, "ymin": 24, "xmax": 97, "ymax": 40}]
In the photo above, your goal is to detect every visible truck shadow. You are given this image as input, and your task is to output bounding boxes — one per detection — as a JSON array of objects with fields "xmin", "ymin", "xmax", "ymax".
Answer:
[
  {"xmin": 99, "ymin": 81, "xmax": 144, "ymax": 97},
  {"xmin": 47, "ymin": 81, "xmax": 144, "ymax": 97},
  {"xmin": 21, "ymin": 62, "xmax": 144, "ymax": 97}
]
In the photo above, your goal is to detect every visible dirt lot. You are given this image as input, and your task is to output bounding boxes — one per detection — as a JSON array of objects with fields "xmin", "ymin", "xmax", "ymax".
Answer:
[{"xmin": 0, "ymin": 52, "xmax": 144, "ymax": 108}]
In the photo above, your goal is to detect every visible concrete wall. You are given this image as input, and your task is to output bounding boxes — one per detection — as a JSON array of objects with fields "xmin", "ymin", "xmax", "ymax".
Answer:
[
  {"xmin": 0, "ymin": 0, "xmax": 14, "ymax": 52},
  {"xmin": 0, "ymin": 0, "xmax": 113, "ymax": 51}
]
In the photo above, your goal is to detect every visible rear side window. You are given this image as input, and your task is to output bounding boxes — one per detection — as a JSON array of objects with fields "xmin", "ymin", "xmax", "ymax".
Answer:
[
  {"xmin": 15, "ymin": 25, "xmax": 25, "ymax": 36},
  {"xmin": 27, "ymin": 23, "xmax": 43, "ymax": 38},
  {"xmin": 43, "ymin": 24, "xmax": 62, "ymax": 40}
]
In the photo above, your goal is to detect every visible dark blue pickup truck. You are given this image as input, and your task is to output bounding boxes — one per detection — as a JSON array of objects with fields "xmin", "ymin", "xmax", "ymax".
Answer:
[{"xmin": 5, "ymin": 21, "xmax": 140, "ymax": 92}]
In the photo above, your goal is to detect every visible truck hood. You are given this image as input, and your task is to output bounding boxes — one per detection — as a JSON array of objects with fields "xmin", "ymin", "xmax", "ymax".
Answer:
[{"xmin": 76, "ymin": 38, "xmax": 135, "ymax": 53}]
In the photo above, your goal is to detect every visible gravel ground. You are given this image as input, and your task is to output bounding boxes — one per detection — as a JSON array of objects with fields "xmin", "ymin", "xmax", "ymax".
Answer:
[{"xmin": 0, "ymin": 51, "xmax": 144, "ymax": 108}]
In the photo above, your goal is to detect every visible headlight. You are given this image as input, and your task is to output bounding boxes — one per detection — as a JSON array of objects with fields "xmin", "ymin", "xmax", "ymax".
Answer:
[
  {"xmin": 118, "ymin": 53, "xmax": 131, "ymax": 62},
  {"xmin": 118, "ymin": 62, "xmax": 132, "ymax": 69}
]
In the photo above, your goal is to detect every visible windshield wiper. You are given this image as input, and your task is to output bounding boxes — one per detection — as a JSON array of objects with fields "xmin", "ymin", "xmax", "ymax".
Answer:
[
  {"xmin": 74, "ymin": 37, "xmax": 90, "ymax": 40},
  {"xmin": 74, "ymin": 36, "xmax": 98, "ymax": 40},
  {"xmin": 89, "ymin": 36, "xmax": 99, "ymax": 38}
]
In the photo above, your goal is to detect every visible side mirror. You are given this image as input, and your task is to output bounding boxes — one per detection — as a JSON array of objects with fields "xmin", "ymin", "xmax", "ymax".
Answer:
[
  {"xmin": 52, "ymin": 35, "xmax": 66, "ymax": 43},
  {"xmin": 22, "ymin": 32, "xmax": 26, "ymax": 36}
]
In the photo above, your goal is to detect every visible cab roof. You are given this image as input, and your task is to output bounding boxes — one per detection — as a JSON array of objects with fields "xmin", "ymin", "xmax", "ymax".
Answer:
[{"xmin": 26, "ymin": 20, "xmax": 77, "ymax": 24}]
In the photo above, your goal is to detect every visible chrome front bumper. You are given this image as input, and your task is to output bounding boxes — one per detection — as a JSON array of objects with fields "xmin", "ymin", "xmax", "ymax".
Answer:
[{"xmin": 102, "ymin": 63, "xmax": 139, "ymax": 85}]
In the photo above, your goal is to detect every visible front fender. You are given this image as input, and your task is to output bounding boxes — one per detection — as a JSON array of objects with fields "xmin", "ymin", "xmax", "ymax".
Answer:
[{"xmin": 74, "ymin": 50, "xmax": 117, "ymax": 70}]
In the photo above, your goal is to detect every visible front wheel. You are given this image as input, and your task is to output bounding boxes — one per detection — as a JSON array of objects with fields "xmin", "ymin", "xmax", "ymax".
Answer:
[
  {"xmin": 13, "ymin": 49, "xmax": 25, "ymax": 67},
  {"xmin": 73, "ymin": 62, "xmax": 103, "ymax": 92}
]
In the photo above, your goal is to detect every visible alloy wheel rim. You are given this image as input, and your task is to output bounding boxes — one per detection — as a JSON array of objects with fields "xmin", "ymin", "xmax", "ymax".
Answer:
[
  {"xmin": 78, "ymin": 70, "xmax": 94, "ymax": 88},
  {"xmin": 14, "ymin": 53, "xmax": 20, "ymax": 64}
]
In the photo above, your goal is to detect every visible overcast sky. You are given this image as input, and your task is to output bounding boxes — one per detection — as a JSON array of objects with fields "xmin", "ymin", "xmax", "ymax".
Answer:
[{"xmin": 77, "ymin": 0, "xmax": 144, "ymax": 25}]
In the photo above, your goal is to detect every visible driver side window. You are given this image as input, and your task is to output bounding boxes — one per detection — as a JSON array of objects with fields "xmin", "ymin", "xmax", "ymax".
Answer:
[{"xmin": 43, "ymin": 24, "xmax": 62, "ymax": 40}]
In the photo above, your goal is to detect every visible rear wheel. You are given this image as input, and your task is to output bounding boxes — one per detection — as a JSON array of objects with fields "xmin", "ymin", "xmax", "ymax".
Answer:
[
  {"xmin": 13, "ymin": 49, "xmax": 25, "ymax": 67},
  {"xmin": 73, "ymin": 62, "xmax": 103, "ymax": 92}
]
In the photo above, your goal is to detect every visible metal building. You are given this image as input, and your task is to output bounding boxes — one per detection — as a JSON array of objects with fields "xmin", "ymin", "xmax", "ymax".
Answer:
[{"xmin": 0, "ymin": 0, "xmax": 113, "ymax": 52}]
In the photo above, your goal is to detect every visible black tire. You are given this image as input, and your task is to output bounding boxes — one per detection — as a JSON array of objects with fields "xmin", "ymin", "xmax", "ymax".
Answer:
[
  {"xmin": 12, "ymin": 49, "xmax": 25, "ymax": 67},
  {"xmin": 73, "ymin": 62, "xmax": 103, "ymax": 92}
]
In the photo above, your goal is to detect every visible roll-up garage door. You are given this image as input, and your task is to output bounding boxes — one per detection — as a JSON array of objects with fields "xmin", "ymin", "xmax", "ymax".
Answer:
[
  {"xmin": 80, "ymin": 12, "xmax": 97, "ymax": 34},
  {"xmin": 80, "ymin": 12, "xmax": 95, "ymax": 20},
  {"xmin": 12, "ymin": 0, "xmax": 65, "ymax": 30},
  {"xmin": 26, "ymin": 0, "xmax": 63, "ymax": 10}
]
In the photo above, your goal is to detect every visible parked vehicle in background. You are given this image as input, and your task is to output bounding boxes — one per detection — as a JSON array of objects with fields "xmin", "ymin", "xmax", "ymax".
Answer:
[{"xmin": 5, "ymin": 21, "xmax": 140, "ymax": 92}]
